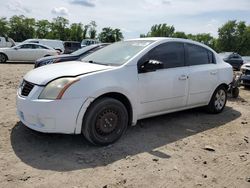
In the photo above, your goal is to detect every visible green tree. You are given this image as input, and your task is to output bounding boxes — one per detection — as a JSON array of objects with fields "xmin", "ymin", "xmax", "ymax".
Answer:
[
  {"xmin": 113, "ymin": 28, "xmax": 124, "ymax": 41},
  {"xmin": 217, "ymin": 20, "xmax": 250, "ymax": 55},
  {"xmin": 0, "ymin": 17, "xmax": 9, "ymax": 36},
  {"xmin": 69, "ymin": 23, "xmax": 83, "ymax": 41},
  {"xmin": 173, "ymin": 31, "xmax": 187, "ymax": 39},
  {"xmin": 50, "ymin": 17, "xmax": 69, "ymax": 40},
  {"xmin": 217, "ymin": 20, "xmax": 238, "ymax": 52},
  {"xmin": 8, "ymin": 15, "xmax": 35, "ymax": 41},
  {"xmin": 82, "ymin": 24, "xmax": 89, "ymax": 39},
  {"xmin": 146, "ymin": 23, "xmax": 175, "ymax": 37},
  {"xmin": 35, "ymin": 19, "xmax": 51, "ymax": 38},
  {"xmin": 88, "ymin": 21, "xmax": 97, "ymax": 39},
  {"xmin": 190, "ymin": 33, "xmax": 214, "ymax": 46},
  {"xmin": 98, "ymin": 27, "xmax": 123, "ymax": 43}
]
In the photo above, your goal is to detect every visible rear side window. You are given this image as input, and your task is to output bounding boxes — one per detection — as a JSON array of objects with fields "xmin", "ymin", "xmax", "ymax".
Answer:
[
  {"xmin": 186, "ymin": 44, "xmax": 215, "ymax": 65},
  {"xmin": 37, "ymin": 45, "xmax": 48, "ymax": 49},
  {"xmin": 147, "ymin": 42, "xmax": 185, "ymax": 69}
]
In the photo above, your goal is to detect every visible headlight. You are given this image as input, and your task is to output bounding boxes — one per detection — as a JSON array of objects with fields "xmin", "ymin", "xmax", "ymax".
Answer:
[{"xmin": 39, "ymin": 77, "xmax": 80, "ymax": 100}]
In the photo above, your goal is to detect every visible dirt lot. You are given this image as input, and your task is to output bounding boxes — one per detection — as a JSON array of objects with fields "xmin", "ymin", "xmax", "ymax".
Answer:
[{"xmin": 0, "ymin": 63, "xmax": 249, "ymax": 188}]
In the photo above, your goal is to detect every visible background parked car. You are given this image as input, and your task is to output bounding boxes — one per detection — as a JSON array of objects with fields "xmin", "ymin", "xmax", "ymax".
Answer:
[
  {"xmin": 242, "ymin": 56, "xmax": 250, "ymax": 64},
  {"xmin": 219, "ymin": 52, "xmax": 243, "ymax": 70},
  {"xmin": 0, "ymin": 43, "xmax": 58, "ymax": 63},
  {"xmin": 34, "ymin": 43, "xmax": 109, "ymax": 68},
  {"xmin": 0, "ymin": 37, "xmax": 15, "ymax": 48},
  {"xmin": 240, "ymin": 63, "xmax": 250, "ymax": 88},
  {"xmin": 22, "ymin": 39, "xmax": 64, "ymax": 53},
  {"xmin": 81, "ymin": 39, "xmax": 100, "ymax": 47},
  {"xmin": 63, "ymin": 41, "xmax": 81, "ymax": 54}
]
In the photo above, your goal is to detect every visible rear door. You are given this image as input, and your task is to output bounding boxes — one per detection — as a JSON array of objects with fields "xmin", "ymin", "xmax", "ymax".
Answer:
[
  {"xmin": 185, "ymin": 43, "xmax": 218, "ymax": 106},
  {"xmin": 138, "ymin": 42, "xmax": 189, "ymax": 118}
]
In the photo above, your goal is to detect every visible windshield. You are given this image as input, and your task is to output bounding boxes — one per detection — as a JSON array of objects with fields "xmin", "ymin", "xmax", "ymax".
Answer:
[
  {"xmin": 82, "ymin": 40, "xmax": 154, "ymax": 66},
  {"xmin": 71, "ymin": 45, "xmax": 97, "ymax": 56}
]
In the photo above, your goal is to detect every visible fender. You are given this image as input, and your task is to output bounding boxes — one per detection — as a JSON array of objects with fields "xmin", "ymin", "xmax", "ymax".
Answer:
[{"xmin": 74, "ymin": 89, "xmax": 138, "ymax": 134}]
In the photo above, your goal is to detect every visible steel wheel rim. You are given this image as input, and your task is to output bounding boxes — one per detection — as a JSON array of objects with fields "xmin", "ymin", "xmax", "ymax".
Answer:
[
  {"xmin": 214, "ymin": 89, "xmax": 226, "ymax": 110},
  {"xmin": 95, "ymin": 108, "xmax": 119, "ymax": 136}
]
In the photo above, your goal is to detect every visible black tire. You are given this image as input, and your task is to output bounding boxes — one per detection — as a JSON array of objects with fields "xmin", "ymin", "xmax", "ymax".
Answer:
[
  {"xmin": 82, "ymin": 97, "xmax": 128, "ymax": 146},
  {"xmin": 0, "ymin": 53, "xmax": 7, "ymax": 63},
  {"xmin": 206, "ymin": 85, "xmax": 227, "ymax": 114},
  {"xmin": 231, "ymin": 87, "xmax": 239, "ymax": 98}
]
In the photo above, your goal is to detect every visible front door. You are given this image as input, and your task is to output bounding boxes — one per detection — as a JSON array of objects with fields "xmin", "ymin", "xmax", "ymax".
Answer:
[{"xmin": 137, "ymin": 42, "xmax": 189, "ymax": 118}]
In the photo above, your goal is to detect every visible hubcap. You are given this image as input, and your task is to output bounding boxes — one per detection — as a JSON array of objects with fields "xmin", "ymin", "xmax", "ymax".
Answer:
[
  {"xmin": 214, "ymin": 89, "xmax": 226, "ymax": 110},
  {"xmin": 95, "ymin": 109, "xmax": 119, "ymax": 136}
]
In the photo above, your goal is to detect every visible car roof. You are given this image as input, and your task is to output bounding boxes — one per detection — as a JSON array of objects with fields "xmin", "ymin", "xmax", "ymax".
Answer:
[{"xmin": 125, "ymin": 37, "xmax": 215, "ymax": 52}]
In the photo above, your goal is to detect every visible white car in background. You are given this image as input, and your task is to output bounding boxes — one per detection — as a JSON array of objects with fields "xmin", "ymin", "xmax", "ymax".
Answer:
[
  {"xmin": 16, "ymin": 38, "xmax": 233, "ymax": 146},
  {"xmin": 22, "ymin": 39, "xmax": 65, "ymax": 53},
  {"xmin": 0, "ymin": 43, "xmax": 58, "ymax": 63}
]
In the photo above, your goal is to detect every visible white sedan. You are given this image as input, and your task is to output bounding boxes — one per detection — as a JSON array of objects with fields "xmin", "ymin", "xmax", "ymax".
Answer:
[
  {"xmin": 0, "ymin": 43, "xmax": 58, "ymax": 63},
  {"xmin": 16, "ymin": 38, "xmax": 233, "ymax": 146}
]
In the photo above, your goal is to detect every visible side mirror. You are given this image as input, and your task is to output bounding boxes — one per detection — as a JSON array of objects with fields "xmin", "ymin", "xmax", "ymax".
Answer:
[
  {"xmin": 139, "ymin": 60, "xmax": 164, "ymax": 73},
  {"xmin": 13, "ymin": 47, "xmax": 18, "ymax": 50}
]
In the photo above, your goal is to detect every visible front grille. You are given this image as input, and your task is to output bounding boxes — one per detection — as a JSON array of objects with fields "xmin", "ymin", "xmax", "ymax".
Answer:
[{"xmin": 21, "ymin": 81, "xmax": 34, "ymax": 96}]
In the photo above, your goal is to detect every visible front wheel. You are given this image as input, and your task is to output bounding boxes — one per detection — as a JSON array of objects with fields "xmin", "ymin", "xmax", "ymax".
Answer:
[
  {"xmin": 206, "ymin": 86, "xmax": 227, "ymax": 114},
  {"xmin": 82, "ymin": 97, "xmax": 128, "ymax": 146}
]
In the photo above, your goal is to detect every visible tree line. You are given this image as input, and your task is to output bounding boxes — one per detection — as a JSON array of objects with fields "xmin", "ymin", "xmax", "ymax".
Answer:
[
  {"xmin": 0, "ymin": 15, "xmax": 123, "ymax": 43},
  {"xmin": 140, "ymin": 21, "xmax": 250, "ymax": 56},
  {"xmin": 0, "ymin": 15, "xmax": 250, "ymax": 55}
]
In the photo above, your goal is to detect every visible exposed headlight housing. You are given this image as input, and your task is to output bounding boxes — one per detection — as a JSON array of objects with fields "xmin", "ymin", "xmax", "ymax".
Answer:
[{"xmin": 39, "ymin": 77, "xmax": 80, "ymax": 100}]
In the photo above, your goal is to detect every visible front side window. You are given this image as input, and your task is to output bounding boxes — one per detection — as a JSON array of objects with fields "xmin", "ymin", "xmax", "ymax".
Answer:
[
  {"xmin": 186, "ymin": 44, "xmax": 215, "ymax": 66},
  {"xmin": 146, "ymin": 42, "xmax": 185, "ymax": 69}
]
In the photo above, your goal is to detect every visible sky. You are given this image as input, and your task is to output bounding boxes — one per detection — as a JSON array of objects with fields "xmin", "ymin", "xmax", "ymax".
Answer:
[{"xmin": 1, "ymin": 0, "xmax": 250, "ymax": 39}]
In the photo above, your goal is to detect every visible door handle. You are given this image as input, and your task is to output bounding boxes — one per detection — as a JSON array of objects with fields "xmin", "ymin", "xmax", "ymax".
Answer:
[
  {"xmin": 210, "ymin": 71, "xmax": 217, "ymax": 75},
  {"xmin": 179, "ymin": 75, "xmax": 188, "ymax": 80}
]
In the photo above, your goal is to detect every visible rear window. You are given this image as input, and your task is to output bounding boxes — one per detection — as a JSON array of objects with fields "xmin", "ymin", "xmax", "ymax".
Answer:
[{"xmin": 186, "ymin": 44, "xmax": 215, "ymax": 66}]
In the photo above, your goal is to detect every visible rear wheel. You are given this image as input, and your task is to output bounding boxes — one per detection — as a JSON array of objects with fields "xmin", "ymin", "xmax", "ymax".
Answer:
[
  {"xmin": 0, "ymin": 53, "xmax": 7, "ymax": 63},
  {"xmin": 206, "ymin": 86, "xmax": 227, "ymax": 114},
  {"xmin": 82, "ymin": 97, "xmax": 128, "ymax": 146}
]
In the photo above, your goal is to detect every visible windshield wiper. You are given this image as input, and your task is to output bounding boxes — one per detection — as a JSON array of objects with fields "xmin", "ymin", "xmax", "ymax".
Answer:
[
  {"xmin": 86, "ymin": 60, "xmax": 118, "ymax": 67},
  {"xmin": 87, "ymin": 60, "xmax": 108, "ymax": 66}
]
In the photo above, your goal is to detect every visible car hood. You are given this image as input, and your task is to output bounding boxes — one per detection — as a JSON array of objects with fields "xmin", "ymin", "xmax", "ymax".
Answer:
[
  {"xmin": 24, "ymin": 61, "xmax": 112, "ymax": 85},
  {"xmin": 36, "ymin": 54, "xmax": 75, "ymax": 62}
]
